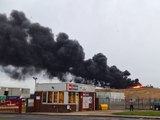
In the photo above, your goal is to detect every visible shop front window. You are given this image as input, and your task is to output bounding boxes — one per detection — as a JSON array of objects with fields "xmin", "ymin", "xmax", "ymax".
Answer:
[
  {"xmin": 42, "ymin": 91, "xmax": 66, "ymax": 104},
  {"xmin": 42, "ymin": 92, "xmax": 47, "ymax": 103},
  {"xmin": 54, "ymin": 92, "xmax": 58, "ymax": 103},
  {"xmin": 59, "ymin": 91, "xmax": 64, "ymax": 103},
  {"xmin": 48, "ymin": 91, "xmax": 52, "ymax": 103},
  {"xmin": 75, "ymin": 93, "xmax": 79, "ymax": 104},
  {"xmin": 69, "ymin": 92, "xmax": 75, "ymax": 103}
]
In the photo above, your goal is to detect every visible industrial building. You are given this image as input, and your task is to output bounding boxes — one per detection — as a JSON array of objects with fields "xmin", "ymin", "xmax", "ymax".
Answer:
[
  {"xmin": 95, "ymin": 89, "xmax": 125, "ymax": 110},
  {"xmin": 0, "ymin": 86, "xmax": 30, "ymax": 98}
]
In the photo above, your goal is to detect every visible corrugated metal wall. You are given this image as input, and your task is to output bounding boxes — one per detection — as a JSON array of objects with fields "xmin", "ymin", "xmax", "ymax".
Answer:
[
  {"xmin": 96, "ymin": 92, "xmax": 125, "ymax": 110},
  {"xmin": 0, "ymin": 87, "xmax": 30, "ymax": 98}
]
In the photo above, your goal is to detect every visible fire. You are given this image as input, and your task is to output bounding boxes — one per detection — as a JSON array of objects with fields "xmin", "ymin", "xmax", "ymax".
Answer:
[{"xmin": 130, "ymin": 84, "xmax": 143, "ymax": 88}]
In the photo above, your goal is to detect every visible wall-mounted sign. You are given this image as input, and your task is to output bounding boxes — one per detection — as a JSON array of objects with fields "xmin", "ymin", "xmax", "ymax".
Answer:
[
  {"xmin": 28, "ymin": 99, "xmax": 34, "ymax": 107},
  {"xmin": 67, "ymin": 105, "xmax": 70, "ymax": 110},
  {"xmin": 83, "ymin": 97, "xmax": 89, "ymax": 108},
  {"xmin": 83, "ymin": 92, "xmax": 86, "ymax": 97},
  {"xmin": 36, "ymin": 96, "xmax": 40, "ymax": 100},
  {"xmin": 68, "ymin": 84, "xmax": 78, "ymax": 91},
  {"xmin": 79, "ymin": 86, "xmax": 87, "ymax": 91},
  {"xmin": 83, "ymin": 92, "xmax": 89, "ymax": 97},
  {"xmin": 88, "ymin": 97, "xmax": 92, "ymax": 103}
]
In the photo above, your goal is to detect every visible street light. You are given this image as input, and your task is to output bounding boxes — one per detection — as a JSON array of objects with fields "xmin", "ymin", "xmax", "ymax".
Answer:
[{"xmin": 33, "ymin": 77, "xmax": 38, "ymax": 92}]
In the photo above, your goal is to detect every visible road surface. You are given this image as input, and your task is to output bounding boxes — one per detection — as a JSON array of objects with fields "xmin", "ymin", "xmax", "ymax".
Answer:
[{"xmin": 0, "ymin": 114, "xmax": 157, "ymax": 120}]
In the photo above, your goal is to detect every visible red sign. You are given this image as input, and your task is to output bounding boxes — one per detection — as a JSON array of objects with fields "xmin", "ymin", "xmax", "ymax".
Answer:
[
  {"xmin": 83, "ymin": 92, "xmax": 86, "ymax": 97},
  {"xmin": 68, "ymin": 84, "xmax": 72, "ymax": 90},
  {"xmin": 0, "ymin": 98, "xmax": 22, "ymax": 114},
  {"xmin": 68, "ymin": 84, "xmax": 78, "ymax": 91}
]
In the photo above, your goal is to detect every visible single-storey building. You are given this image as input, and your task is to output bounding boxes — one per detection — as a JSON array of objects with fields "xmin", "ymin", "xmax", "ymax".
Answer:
[{"xmin": 26, "ymin": 83, "xmax": 95, "ymax": 112}]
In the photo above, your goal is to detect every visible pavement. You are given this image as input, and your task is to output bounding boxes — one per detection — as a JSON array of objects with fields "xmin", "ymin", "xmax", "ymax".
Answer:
[{"xmin": 27, "ymin": 110, "xmax": 160, "ymax": 119}]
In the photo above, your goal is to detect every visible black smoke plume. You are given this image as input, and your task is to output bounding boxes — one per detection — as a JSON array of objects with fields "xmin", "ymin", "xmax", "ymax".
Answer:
[
  {"xmin": 0, "ymin": 10, "xmax": 140, "ymax": 89},
  {"xmin": 0, "ymin": 10, "xmax": 84, "ymax": 78}
]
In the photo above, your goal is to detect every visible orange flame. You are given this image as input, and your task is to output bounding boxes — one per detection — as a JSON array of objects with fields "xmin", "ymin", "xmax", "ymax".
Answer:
[{"xmin": 131, "ymin": 84, "xmax": 143, "ymax": 88}]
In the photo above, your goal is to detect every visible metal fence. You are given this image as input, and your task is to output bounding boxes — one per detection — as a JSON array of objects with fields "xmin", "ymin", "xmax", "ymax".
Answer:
[
  {"xmin": 97, "ymin": 98, "xmax": 125, "ymax": 110},
  {"xmin": 97, "ymin": 98, "xmax": 160, "ymax": 110},
  {"xmin": 125, "ymin": 98, "xmax": 160, "ymax": 110},
  {"xmin": 110, "ymin": 98, "xmax": 125, "ymax": 110}
]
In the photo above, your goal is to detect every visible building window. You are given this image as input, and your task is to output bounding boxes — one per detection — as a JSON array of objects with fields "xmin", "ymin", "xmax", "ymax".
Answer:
[
  {"xmin": 69, "ymin": 92, "xmax": 75, "ymax": 103},
  {"xmin": 4, "ymin": 91, "xmax": 9, "ymax": 96},
  {"xmin": 42, "ymin": 92, "xmax": 47, "ymax": 103},
  {"xmin": 42, "ymin": 91, "xmax": 66, "ymax": 104},
  {"xmin": 48, "ymin": 91, "xmax": 53, "ymax": 103},
  {"xmin": 59, "ymin": 91, "xmax": 64, "ymax": 103},
  {"xmin": 54, "ymin": 92, "xmax": 58, "ymax": 103},
  {"xmin": 75, "ymin": 93, "xmax": 79, "ymax": 104}
]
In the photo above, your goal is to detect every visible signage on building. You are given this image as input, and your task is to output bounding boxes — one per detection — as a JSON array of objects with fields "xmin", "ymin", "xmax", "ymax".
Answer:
[
  {"xmin": 7, "ymin": 96, "xmax": 20, "ymax": 100},
  {"xmin": 83, "ymin": 97, "xmax": 92, "ymax": 108},
  {"xmin": 83, "ymin": 92, "xmax": 90, "ymax": 97},
  {"xmin": 28, "ymin": 99, "xmax": 34, "ymax": 107},
  {"xmin": 36, "ymin": 96, "xmax": 40, "ymax": 100},
  {"xmin": 88, "ymin": 97, "xmax": 92, "ymax": 103},
  {"xmin": 80, "ymin": 86, "xmax": 87, "ymax": 91},
  {"xmin": 68, "ymin": 84, "xmax": 78, "ymax": 91},
  {"xmin": 83, "ymin": 92, "xmax": 86, "ymax": 97}
]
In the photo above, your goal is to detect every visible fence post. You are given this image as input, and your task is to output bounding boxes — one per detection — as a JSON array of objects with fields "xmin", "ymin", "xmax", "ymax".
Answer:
[
  {"xmin": 19, "ymin": 98, "xmax": 22, "ymax": 114},
  {"xmin": 138, "ymin": 98, "xmax": 139, "ymax": 110},
  {"xmin": 142, "ymin": 99, "xmax": 144, "ymax": 110}
]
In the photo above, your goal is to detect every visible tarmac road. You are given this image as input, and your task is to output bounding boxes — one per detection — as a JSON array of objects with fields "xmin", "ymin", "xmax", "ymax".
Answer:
[{"xmin": 0, "ymin": 114, "xmax": 158, "ymax": 120}]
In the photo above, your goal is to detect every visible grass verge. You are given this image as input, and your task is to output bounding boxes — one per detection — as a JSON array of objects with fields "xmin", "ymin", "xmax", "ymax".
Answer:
[{"xmin": 113, "ymin": 110, "xmax": 160, "ymax": 116}]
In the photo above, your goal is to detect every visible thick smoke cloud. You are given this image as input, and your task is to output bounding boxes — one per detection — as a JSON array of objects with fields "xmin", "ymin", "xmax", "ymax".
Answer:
[
  {"xmin": 0, "ymin": 10, "xmax": 140, "ymax": 89},
  {"xmin": 0, "ymin": 10, "xmax": 84, "ymax": 79}
]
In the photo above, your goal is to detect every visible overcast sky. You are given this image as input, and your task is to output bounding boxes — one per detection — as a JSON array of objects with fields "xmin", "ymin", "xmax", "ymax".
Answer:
[{"xmin": 0, "ymin": 0, "xmax": 160, "ymax": 92}]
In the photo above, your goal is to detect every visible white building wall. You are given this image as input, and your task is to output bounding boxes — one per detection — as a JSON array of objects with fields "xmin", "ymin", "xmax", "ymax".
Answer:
[
  {"xmin": 36, "ymin": 83, "xmax": 95, "ymax": 92},
  {"xmin": 110, "ymin": 92, "xmax": 125, "ymax": 99},
  {"xmin": 96, "ymin": 92, "xmax": 125, "ymax": 100},
  {"xmin": 64, "ymin": 92, "xmax": 68, "ymax": 104},
  {"xmin": 9, "ymin": 88, "xmax": 21, "ymax": 96},
  {"xmin": 77, "ymin": 84, "xmax": 95, "ymax": 92},
  {"xmin": 0, "ymin": 87, "xmax": 30, "ymax": 98},
  {"xmin": 96, "ymin": 92, "xmax": 111, "ymax": 98},
  {"xmin": 36, "ymin": 83, "xmax": 67, "ymax": 91}
]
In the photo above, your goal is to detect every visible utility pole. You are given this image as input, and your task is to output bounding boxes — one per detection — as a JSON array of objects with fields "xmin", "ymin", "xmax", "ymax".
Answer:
[{"xmin": 33, "ymin": 77, "xmax": 38, "ymax": 93}]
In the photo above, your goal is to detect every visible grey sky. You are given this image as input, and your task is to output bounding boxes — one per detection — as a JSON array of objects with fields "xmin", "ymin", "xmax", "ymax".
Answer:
[{"xmin": 0, "ymin": 0, "xmax": 160, "ymax": 92}]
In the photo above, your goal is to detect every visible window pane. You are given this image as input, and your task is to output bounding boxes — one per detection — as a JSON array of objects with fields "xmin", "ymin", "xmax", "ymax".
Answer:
[
  {"xmin": 42, "ymin": 92, "xmax": 47, "ymax": 103},
  {"xmin": 69, "ymin": 92, "xmax": 75, "ymax": 103},
  {"xmin": 48, "ymin": 91, "xmax": 52, "ymax": 103},
  {"xmin": 59, "ymin": 91, "xmax": 64, "ymax": 103},
  {"xmin": 75, "ymin": 93, "xmax": 79, "ymax": 104},
  {"xmin": 54, "ymin": 92, "xmax": 58, "ymax": 103}
]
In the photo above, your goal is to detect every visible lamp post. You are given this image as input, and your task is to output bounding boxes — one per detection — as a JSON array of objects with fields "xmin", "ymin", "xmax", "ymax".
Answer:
[{"xmin": 33, "ymin": 77, "xmax": 38, "ymax": 93}]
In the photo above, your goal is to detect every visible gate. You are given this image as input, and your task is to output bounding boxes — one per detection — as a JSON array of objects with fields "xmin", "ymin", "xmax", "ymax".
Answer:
[{"xmin": 0, "ymin": 98, "xmax": 22, "ymax": 113}]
